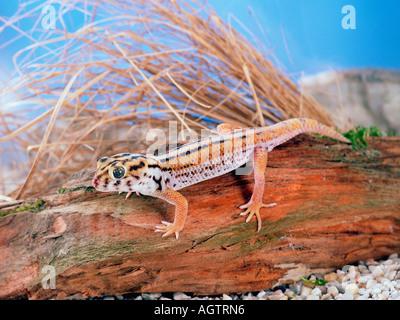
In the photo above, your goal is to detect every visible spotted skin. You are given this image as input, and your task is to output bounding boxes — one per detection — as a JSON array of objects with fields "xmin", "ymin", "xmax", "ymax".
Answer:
[{"xmin": 92, "ymin": 118, "xmax": 350, "ymax": 239}]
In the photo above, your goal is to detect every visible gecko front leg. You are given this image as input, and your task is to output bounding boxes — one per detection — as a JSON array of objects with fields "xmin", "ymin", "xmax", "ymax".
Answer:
[
  {"xmin": 240, "ymin": 147, "xmax": 276, "ymax": 231},
  {"xmin": 153, "ymin": 187, "xmax": 188, "ymax": 239}
]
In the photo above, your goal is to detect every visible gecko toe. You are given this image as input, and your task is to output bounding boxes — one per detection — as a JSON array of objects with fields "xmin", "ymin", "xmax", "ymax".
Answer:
[
  {"xmin": 239, "ymin": 201, "xmax": 276, "ymax": 231},
  {"xmin": 239, "ymin": 202, "xmax": 250, "ymax": 210},
  {"xmin": 155, "ymin": 221, "xmax": 182, "ymax": 239},
  {"xmin": 261, "ymin": 202, "xmax": 277, "ymax": 208}
]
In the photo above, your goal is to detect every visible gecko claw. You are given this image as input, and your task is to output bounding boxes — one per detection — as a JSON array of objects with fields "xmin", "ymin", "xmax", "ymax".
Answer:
[
  {"xmin": 155, "ymin": 221, "xmax": 181, "ymax": 239},
  {"xmin": 239, "ymin": 201, "xmax": 276, "ymax": 231},
  {"xmin": 125, "ymin": 192, "xmax": 133, "ymax": 199}
]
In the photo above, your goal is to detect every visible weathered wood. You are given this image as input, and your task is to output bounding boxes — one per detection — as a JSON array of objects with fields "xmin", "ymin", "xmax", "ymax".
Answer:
[{"xmin": 1, "ymin": 136, "xmax": 399, "ymax": 299}]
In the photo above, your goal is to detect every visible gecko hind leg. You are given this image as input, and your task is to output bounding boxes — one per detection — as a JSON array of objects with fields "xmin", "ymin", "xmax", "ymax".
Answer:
[{"xmin": 239, "ymin": 147, "xmax": 276, "ymax": 231}]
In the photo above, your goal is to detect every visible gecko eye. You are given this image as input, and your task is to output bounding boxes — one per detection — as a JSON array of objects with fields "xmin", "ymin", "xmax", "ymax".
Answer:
[{"xmin": 111, "ymin": 166, "xmax": 126, "ymax": 180}]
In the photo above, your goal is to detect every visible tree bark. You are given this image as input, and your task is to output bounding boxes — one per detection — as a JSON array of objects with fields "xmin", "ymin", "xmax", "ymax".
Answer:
[{"xmin": 1, "ymin": 136, "xmax": 399, "ymax": 299}]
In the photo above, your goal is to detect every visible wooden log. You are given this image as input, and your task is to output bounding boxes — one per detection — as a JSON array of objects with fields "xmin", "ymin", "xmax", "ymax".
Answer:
[{"xmin": 1, "ymin": 136, "xmax": 399, "ymax": 299}]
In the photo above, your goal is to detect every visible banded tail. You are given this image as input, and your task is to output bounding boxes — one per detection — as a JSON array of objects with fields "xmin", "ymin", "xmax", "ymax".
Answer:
[{"xmin": 259, "ymin": 118, "xmax": 350, "ymax": 151}]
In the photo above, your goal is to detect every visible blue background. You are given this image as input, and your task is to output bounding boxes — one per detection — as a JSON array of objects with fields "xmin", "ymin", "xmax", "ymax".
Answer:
[
  {"xmin": 206, "ymin": 0, "xmax": 400, "ymax": 73},
  {"xmin": 0, "ymin": 0, "xmax": 399, "ymax": 78}
]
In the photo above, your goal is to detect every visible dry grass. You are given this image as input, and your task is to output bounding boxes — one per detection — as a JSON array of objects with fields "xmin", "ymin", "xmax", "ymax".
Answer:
[{"xmin": 0, "ymin": 0, "xmax": 333, "ymax": 199}]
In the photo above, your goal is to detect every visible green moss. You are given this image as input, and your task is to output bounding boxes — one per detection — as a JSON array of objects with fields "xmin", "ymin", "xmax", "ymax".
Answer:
[
  {"xmin": 189, "ymin": 211, "xmax": 309, "ymax": 256},
  {"xmin": 343, "ymin": 125, "xmax": 383, "ymax": 150},
  {"xmin": 58, "ymin": 186, "xmax": 95, "ymax": 194},
  {"xmin": 368, "ymin": 125, "xmax": 384, "ymax": 137},
  {"xmin": 300, "ymin": 277, "xmax": 326, "ymax": 286},
  {"xmin": 0, "ymin": 199, "xmax": 45, "ymax": 216},
  {"xmin": 32, "ymin": 234, "xmax": 180, "ymax": 288},
  {"xmin": 58, "ymin": 187, "xmax": 66, "ymax": 194}
]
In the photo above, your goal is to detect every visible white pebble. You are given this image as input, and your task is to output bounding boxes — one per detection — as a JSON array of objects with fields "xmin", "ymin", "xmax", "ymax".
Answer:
[
  {"xmin": 371, "ymin": 287, "xmax": 381, "ymax": 295},
  {"xmin": 358, "ymin": 265, "xmax": 370, "ymax": 274},
  {"xmin": 340, "ymin": 292, "xmax": 354, "ymax": 300},
  {"xmin": 173, "ymin": 292, "xmax": 189, "ymax": 300},
  {"xmin": 357, "ymin": 276, "xmax": 369, "ymax": 284},
  {"xmin": 345, "ymin": 283, "xmax": 359, "ymax": 295},
  {"xmin": 383, "ymin": 280, "xmax": 394, "ymax": 291},
  {"xmin": 336, "ymin": 270, "xmax": 345, "ymax": 277},
  {"xmin": 222, "ymin": 294, "xmax": 232, "ymax": 300},
  {"xmin": 141, "ymin": 293, "xmax": 161, "ymax": 300},
  {"xmin": 321, "ymin": 293, "xmax": 332, "ymax": 300},
  {"xmin": 366, "ymin": 279, "xmax": 377, "ymax": 289},
  {"xmin": 386, "ymin": 270, "xmax": 397, "ymax": 281},
  {"xmin": 348, "ymin": 266, "xmax": 356, "ymax": 273},
  {"xmin": 388, "ymin": 253, "xmax": 398, "ymax": 260},
  {"xmin": 383, "ymin": 259, "xmax": 393, "ymax": 265},
  {"xmin": 372, "ymin": 266, "xmax": 384, "ymax": 277},
  {"xmin": 391, "ymin": 291, "xmax": 399, "ymax": 299},
  {"xmin": 327, "ymin": 286, "xmax": 339, "ymax": 297},
  {"xmin": 257, "ymin": 291, "xmax": 267, "ymax": 299},
  {"xmin": 342, "ymin": 265, "xmax": 351, "ymax": 273},
  {"xmin": 342, "ymin": 273, "xmax": 353, "ymax": 282},
  {"xmin": 311, "ymin": 288, "xmax": 322, "ymax": 297},
  {"xmin": 273, "ymin": 289, "xmax": 283, "ymax": 296},
  {"xmin": 260, "ymin": 255, "xmax": 400, "ymax": 302},
  {"xmin": 284, "ymin": 289, "xmax": 295, "ymax": 298},
  {"xmin": 242, "ymin": 293, "xmax": 254, "ymax": 300},
  {"xmin": 300, "ymin": 286, "xmax": 312, "ymax": 297}
]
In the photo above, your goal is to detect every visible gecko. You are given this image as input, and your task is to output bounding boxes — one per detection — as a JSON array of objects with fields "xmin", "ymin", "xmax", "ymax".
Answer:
[{"xmin": 92, "ymin": 118, "xmax": 350, "ymax": 239}]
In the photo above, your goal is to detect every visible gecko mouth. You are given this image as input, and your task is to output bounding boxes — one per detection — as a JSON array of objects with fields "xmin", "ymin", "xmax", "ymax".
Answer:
[{"xmin": 92, "ymin": 175, "xmax": 130, "ymax": 193}]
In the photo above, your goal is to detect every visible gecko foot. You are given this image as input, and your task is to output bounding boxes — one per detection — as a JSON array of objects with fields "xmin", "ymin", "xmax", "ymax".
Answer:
[
  {"xmin": 155, "ymin": 221, "xmax": 181, "ymax": 239},
  {"xmin": 239, "ymin": 201, "xmax": 276, "ymax": 231}
]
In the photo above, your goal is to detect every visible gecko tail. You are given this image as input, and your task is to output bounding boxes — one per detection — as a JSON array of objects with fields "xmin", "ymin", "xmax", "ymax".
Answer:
[
  {"xmin": 260, "ymin": 118, "xmax": 350, "ymax": 150},
  {"xmin": 297, "ymin": 118, "xmax": 351, "ymax": 143}
]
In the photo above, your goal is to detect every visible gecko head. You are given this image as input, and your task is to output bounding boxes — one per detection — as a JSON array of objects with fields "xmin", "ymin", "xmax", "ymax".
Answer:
[{"xmin": 92, "ymin": 153, "xmax": 150, "ymax": 193}]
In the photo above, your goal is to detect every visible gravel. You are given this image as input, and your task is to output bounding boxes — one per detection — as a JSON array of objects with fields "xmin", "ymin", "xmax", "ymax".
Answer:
[{"xmin": 86, "ymin": 253, "xmax": 400, "ymax": 301}]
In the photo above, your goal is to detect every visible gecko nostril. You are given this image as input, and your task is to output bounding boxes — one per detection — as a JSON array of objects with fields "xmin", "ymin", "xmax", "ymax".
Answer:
[{"xmin": 92, "ymin": 177, "xmax": 99, "ymax": 188}]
